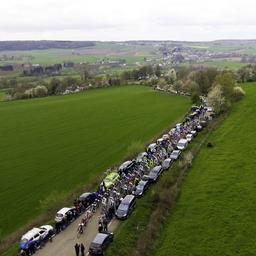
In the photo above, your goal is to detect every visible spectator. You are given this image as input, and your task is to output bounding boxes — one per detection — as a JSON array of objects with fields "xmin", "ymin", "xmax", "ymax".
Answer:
[
  {"xmin": 80, "ymin": 243, "xmax": 85, "ymax": 256},
  {"xmin": 75, "ymin": 243, "xmax": 80, "ymax": 256}
]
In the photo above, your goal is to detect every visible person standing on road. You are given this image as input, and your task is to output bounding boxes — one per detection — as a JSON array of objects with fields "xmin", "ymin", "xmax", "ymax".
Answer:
[
  {"xmin": 80, "ymin": 243, "xmax": 85, "ymax": 256},
  {"xmin": 75, "ymin": 243, "xmax": 80, "ymax": 256}
]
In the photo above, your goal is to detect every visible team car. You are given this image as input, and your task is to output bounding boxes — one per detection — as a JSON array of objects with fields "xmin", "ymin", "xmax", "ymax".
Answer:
[
  {"xmin": 102, "ymin": 172, "xmax": 120, "ymax": 189},
  {"xmin": 89, "ymin": 232, "xmax": 114, "ymax": 255},
  {"xmin": 19, "ymin": 225, "xmax": 54, "ymax": 250}
]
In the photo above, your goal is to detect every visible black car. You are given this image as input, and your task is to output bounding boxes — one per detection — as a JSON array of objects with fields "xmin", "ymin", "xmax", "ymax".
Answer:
[
  {"xmin": 89, "ymin": 232, "xmax": 114, "ymax": 255},
  {"xmin": 133, "ymin": 180, "xmax": 149, "ymax": 197},
  {"xmin": 200, "ymin": 120, "xmax": 207, "ymax": 127},
  {"xmin": 148, "ymin": 166, "xmax": 162, "ymax": 182},
  {"xmin": 191, "ymin": 105, "xmax": 200, "ymax": 111},
  {"xmin": 79, "ymin": 192, "xmax": 96, "ymax": 208},
  {"xmin": 115, "ymin": 195, "xmax": 136, "ymax": 219}
]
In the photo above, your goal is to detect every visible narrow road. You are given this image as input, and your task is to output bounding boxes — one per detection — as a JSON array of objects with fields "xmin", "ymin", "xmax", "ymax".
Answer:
[{"xmin": 36, "ymin": 211, "xmax": 119, "ymax": 256}]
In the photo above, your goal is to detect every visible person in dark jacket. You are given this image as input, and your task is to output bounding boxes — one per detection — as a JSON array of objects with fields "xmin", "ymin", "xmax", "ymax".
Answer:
[
  {"xmin": 80, "ymin": 243, "xmax": 85, "ymax": 256},
  {"xmin": 75, "ymin": 243, "xmax": 80, "ymax": 256}
]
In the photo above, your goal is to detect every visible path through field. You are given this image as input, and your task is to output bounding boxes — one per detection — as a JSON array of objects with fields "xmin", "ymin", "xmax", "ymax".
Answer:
[{"xmin": 36, "ymin": 212, "xmax": 119, "ymax": 256}]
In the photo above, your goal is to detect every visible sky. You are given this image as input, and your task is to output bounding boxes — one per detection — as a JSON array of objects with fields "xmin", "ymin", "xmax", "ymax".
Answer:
[{"xmin": 1, "ymin": 0, "xmax": 256, "ymax": 41}]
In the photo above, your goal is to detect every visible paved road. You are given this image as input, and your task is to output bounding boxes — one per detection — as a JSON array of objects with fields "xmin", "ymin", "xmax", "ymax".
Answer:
[{"xmin": 36, "ymin": 210, "xmax": 119, "ymax": 256}]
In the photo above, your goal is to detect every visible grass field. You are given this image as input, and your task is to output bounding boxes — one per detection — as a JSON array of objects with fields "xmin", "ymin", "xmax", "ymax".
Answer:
[
  {"xmin": 180, "ymin": 59, "xmax": 245, "ymax": 70},
  {"xmin": 154, "ymin": 83, "xmax": 256, "ymax": 256},
  {"xmin": 0, "ymin": 85, "xmax": 190, "ymax": 240},
  {"xmin": 0, "ymin": 42, "xmax": 156, "ymax": 66},
  {"xmin": 0, "ymin": 91, "xmax": 5, "ymax": 101}
]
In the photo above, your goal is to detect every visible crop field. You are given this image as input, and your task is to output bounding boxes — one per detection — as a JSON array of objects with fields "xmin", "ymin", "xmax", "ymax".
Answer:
[
  {"xmin": 154, "ymin": 83, "xmax": 256, "ymax": 256},
  {"xmin": 180, "ymin": 59, "xmax": 244, "ymax": 70},
  {"xmin": 0, "ymin": 43, "xmax": 156, "ymax": 66},
  {"xmin": 0, "ymin": 85, "xmax": 190, "ymax": 240}
]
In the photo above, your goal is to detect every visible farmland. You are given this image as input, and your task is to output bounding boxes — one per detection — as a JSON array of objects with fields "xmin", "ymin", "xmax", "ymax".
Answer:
[
  {"xmin": 154, "ymin": 83, "xmax": 256, "ymax": 256},
  {"xmin": 0, "ymin": 85, "xmax": 190, "ymax": 241},
  {"xmin": 0, "ymin": 42, "xmax": 156, "ymax": 66}
]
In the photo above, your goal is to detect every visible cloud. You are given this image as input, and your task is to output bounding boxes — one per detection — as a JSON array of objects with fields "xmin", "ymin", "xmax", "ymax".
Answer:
[{"xmin": 0, "ymin": 0, "xmax": 256, "ymax": 40}]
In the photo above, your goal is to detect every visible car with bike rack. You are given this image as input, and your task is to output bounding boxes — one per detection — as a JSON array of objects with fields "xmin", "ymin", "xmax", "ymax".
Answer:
[{"xmin": 102, "ymin": 172, "xmax": 120, "ymax": 189}]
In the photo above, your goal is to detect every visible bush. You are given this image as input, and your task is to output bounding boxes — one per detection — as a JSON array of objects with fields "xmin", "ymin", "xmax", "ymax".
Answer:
[
  {"xmin": 208, "ymin": 84, "xmax": 227, "ymax": 114},
  {"xmin": 191, "ymin": 92, "xmax": 200, "ymax": 104},
  {"xmin": 233, "ymin": 86, "xmax": 245, "ymax": 101}
]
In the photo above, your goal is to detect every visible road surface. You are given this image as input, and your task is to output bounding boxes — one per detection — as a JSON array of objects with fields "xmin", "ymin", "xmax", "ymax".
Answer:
[{"xmin": 36, "ymin": 210, "xmax": 119, "ymax": 256}]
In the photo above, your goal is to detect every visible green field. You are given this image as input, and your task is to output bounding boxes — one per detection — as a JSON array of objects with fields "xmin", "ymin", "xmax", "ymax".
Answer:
[
  {"xmin": 0, "ymin": 42, "xmax": 156, "ymax": 66},
  {"xmin": 154, "ymin": 83, "xmax": 256, "ymax": 256},
  {"xmin": 0, "ymin": 91, "xmax": 5, "ymax": 101},
  {"xmin": 180, "ymin": 59, "xmax": 245, "ymax": 70},
  {"xmin": 0, "ymin": 85, "xmax": 190, "ymax": 240}
]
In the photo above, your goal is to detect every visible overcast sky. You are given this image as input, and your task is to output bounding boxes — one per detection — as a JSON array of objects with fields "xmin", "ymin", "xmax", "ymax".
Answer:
[{"xmin": 1, "ymin": 0, "xmax": 256, "ymax": 41}]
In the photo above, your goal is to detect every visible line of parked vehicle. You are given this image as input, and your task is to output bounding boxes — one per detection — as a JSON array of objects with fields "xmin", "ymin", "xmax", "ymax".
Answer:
[{"xmin": 18, "ymin": 99, "xmax": 214, "ymax": 256}]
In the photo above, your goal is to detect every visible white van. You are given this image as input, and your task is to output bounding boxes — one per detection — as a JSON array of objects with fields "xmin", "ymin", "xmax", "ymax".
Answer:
[
  {"xmin": 55, "ymin": 207, "xmax": 73, "ymax": 223},
  {"xmin": 177, "ymin": 139, "xmax": 188, "ymax": 150}
]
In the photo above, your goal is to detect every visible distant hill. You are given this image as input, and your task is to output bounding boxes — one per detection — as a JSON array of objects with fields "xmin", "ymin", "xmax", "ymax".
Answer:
[{"xmin": 0, "ymin": 40, "xmax": 96, "ymax": 51}]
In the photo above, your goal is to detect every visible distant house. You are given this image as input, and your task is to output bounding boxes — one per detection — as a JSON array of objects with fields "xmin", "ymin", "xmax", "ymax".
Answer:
[{"xmin": 23, "ymin": 63, "xmax": 62, "ymax": 76}]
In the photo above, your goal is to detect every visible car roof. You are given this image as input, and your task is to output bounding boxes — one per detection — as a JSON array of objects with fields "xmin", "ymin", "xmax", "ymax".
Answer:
[
  {"xmin": 39, "ymin": 225, "xmax": 52, "ymax": 230},
  {"xmin": 148, "ymin": 143, "xmax": 156, "ymax": 148},
  {"xmin": 79, "ymin": 192, "xmax": 92, "ymax": 199},
  {"xmin": 172, "ymin": 150, "xmax": 180, "ymax": 154},
  {"xmin": 137, "ymin": 152, "xmax": 147, "ymax": 157},
  {"xmin": 92, "ymin": 233, "xmax": 108, "ymax": 245},
  {"xmin": 106, "ymin": 172, "xmax": 119, "ymax": 179},
  {"xmin": 164, "ymin": 158, "xmax": 172, "ymax": 162},
  {"xmin": 138, "ymin": 180, "xmax": 147, "ymax": 186},
  {"xmin": 151, "ymin": 165, "xmax": 161, "ymax": 171},
  {"xmin": 57, "ymin": 207, "xmax": 72, "ymax": 215},
  {"xmin": 21, "ymin": 228, "xmax": 41, "ymax": 240},
  {"xmin": 119, "ymin": 161, "xmax": 133, "ymax": 169},
  {"xmin": 122, "ymin": 194, "xmax": 135, "ymax": 204},
  {"xmin": 178, "ymin": 139, "xmax": 187, "ymax": 143}
]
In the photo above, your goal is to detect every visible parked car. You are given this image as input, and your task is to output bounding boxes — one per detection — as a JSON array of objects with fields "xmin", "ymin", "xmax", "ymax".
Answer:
[
  {"xmin": 191, "ymin": 105, "xmax": 200, "ymax": 111},
  {"xmin": 19, "ymin": 225, "xmax": 54, "ymax": 250},
  {"xmin": 177, "ymin": 139, "xmax": 188, "ymax": 150},
  {"xmin": 142, "ymin": 174, "xmax": 150, "ymax": 181},
  {"xmin": 55, "ymin": 207, "xmax": 74, "ymax": 223},
  {"xmin": 118, "ymin": 160, "xmax": 135, "ymax": 174},
  {"xmin": 200, "ymin": 120, "xmax": 207, "ymax": 127},
  {"xmin": 116, "ymin": 195, "xmax": 136, "ymax": 219},
  {"xmin": 170, "ymin": 150, "xmax": 181, "ymax": 160},
  {"xmin": 162, "ymin": 134, "xmax": 170, "ymax": 140},
  {"xmin": 79, "ymin": 192, "xmax": 96, "ymax": 208},
  {"xmin": 19, "ymin": 228, "xmax": 41, "ymax": 250},
  {"xmin": 102, "ymin": 172, "xmax": 120, "ymax": 189},
  {"xmin": 136, "ymin": 152, "xmax": 148, "ymax": 163},
  {"xmin": 186, "ymin": 134, "xmax": 193, "ymax": 142},
  {"xmin": 196, "ymin": 124, "xmax": 203, "ymax": 131},
  {"xmin": 133, "ymin": 180, "xmax": 149, "ymax": 197},
  {"xmin": 148, "ymin": 165, "xmax": 162, "ymax": 182},
  {"xmin": 157, "ymin": 138, "xmax": 164, "ymax": 145},
  {"xmin": 162, "ymin": 158, "xmax": 173, "ymax": 170},
  {"xmin": 38, "ymin": 225, "xmax": 54, "ymax": 240},
  {"xmin": 191, "ymin": 130, "xmax": 197, "ymax": 137},
  {"xmin": 147, "ymin": 143, "xmax": 157, "ymax": 152},
  {"xmin": 89, "ymin": 232, "xmax": 114, "ymax": 255}
]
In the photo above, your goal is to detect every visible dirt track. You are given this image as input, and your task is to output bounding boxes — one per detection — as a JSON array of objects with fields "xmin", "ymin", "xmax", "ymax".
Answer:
[{"xmin": 36, "ymin": 211, "xmax": 119, "ymax": 256}]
